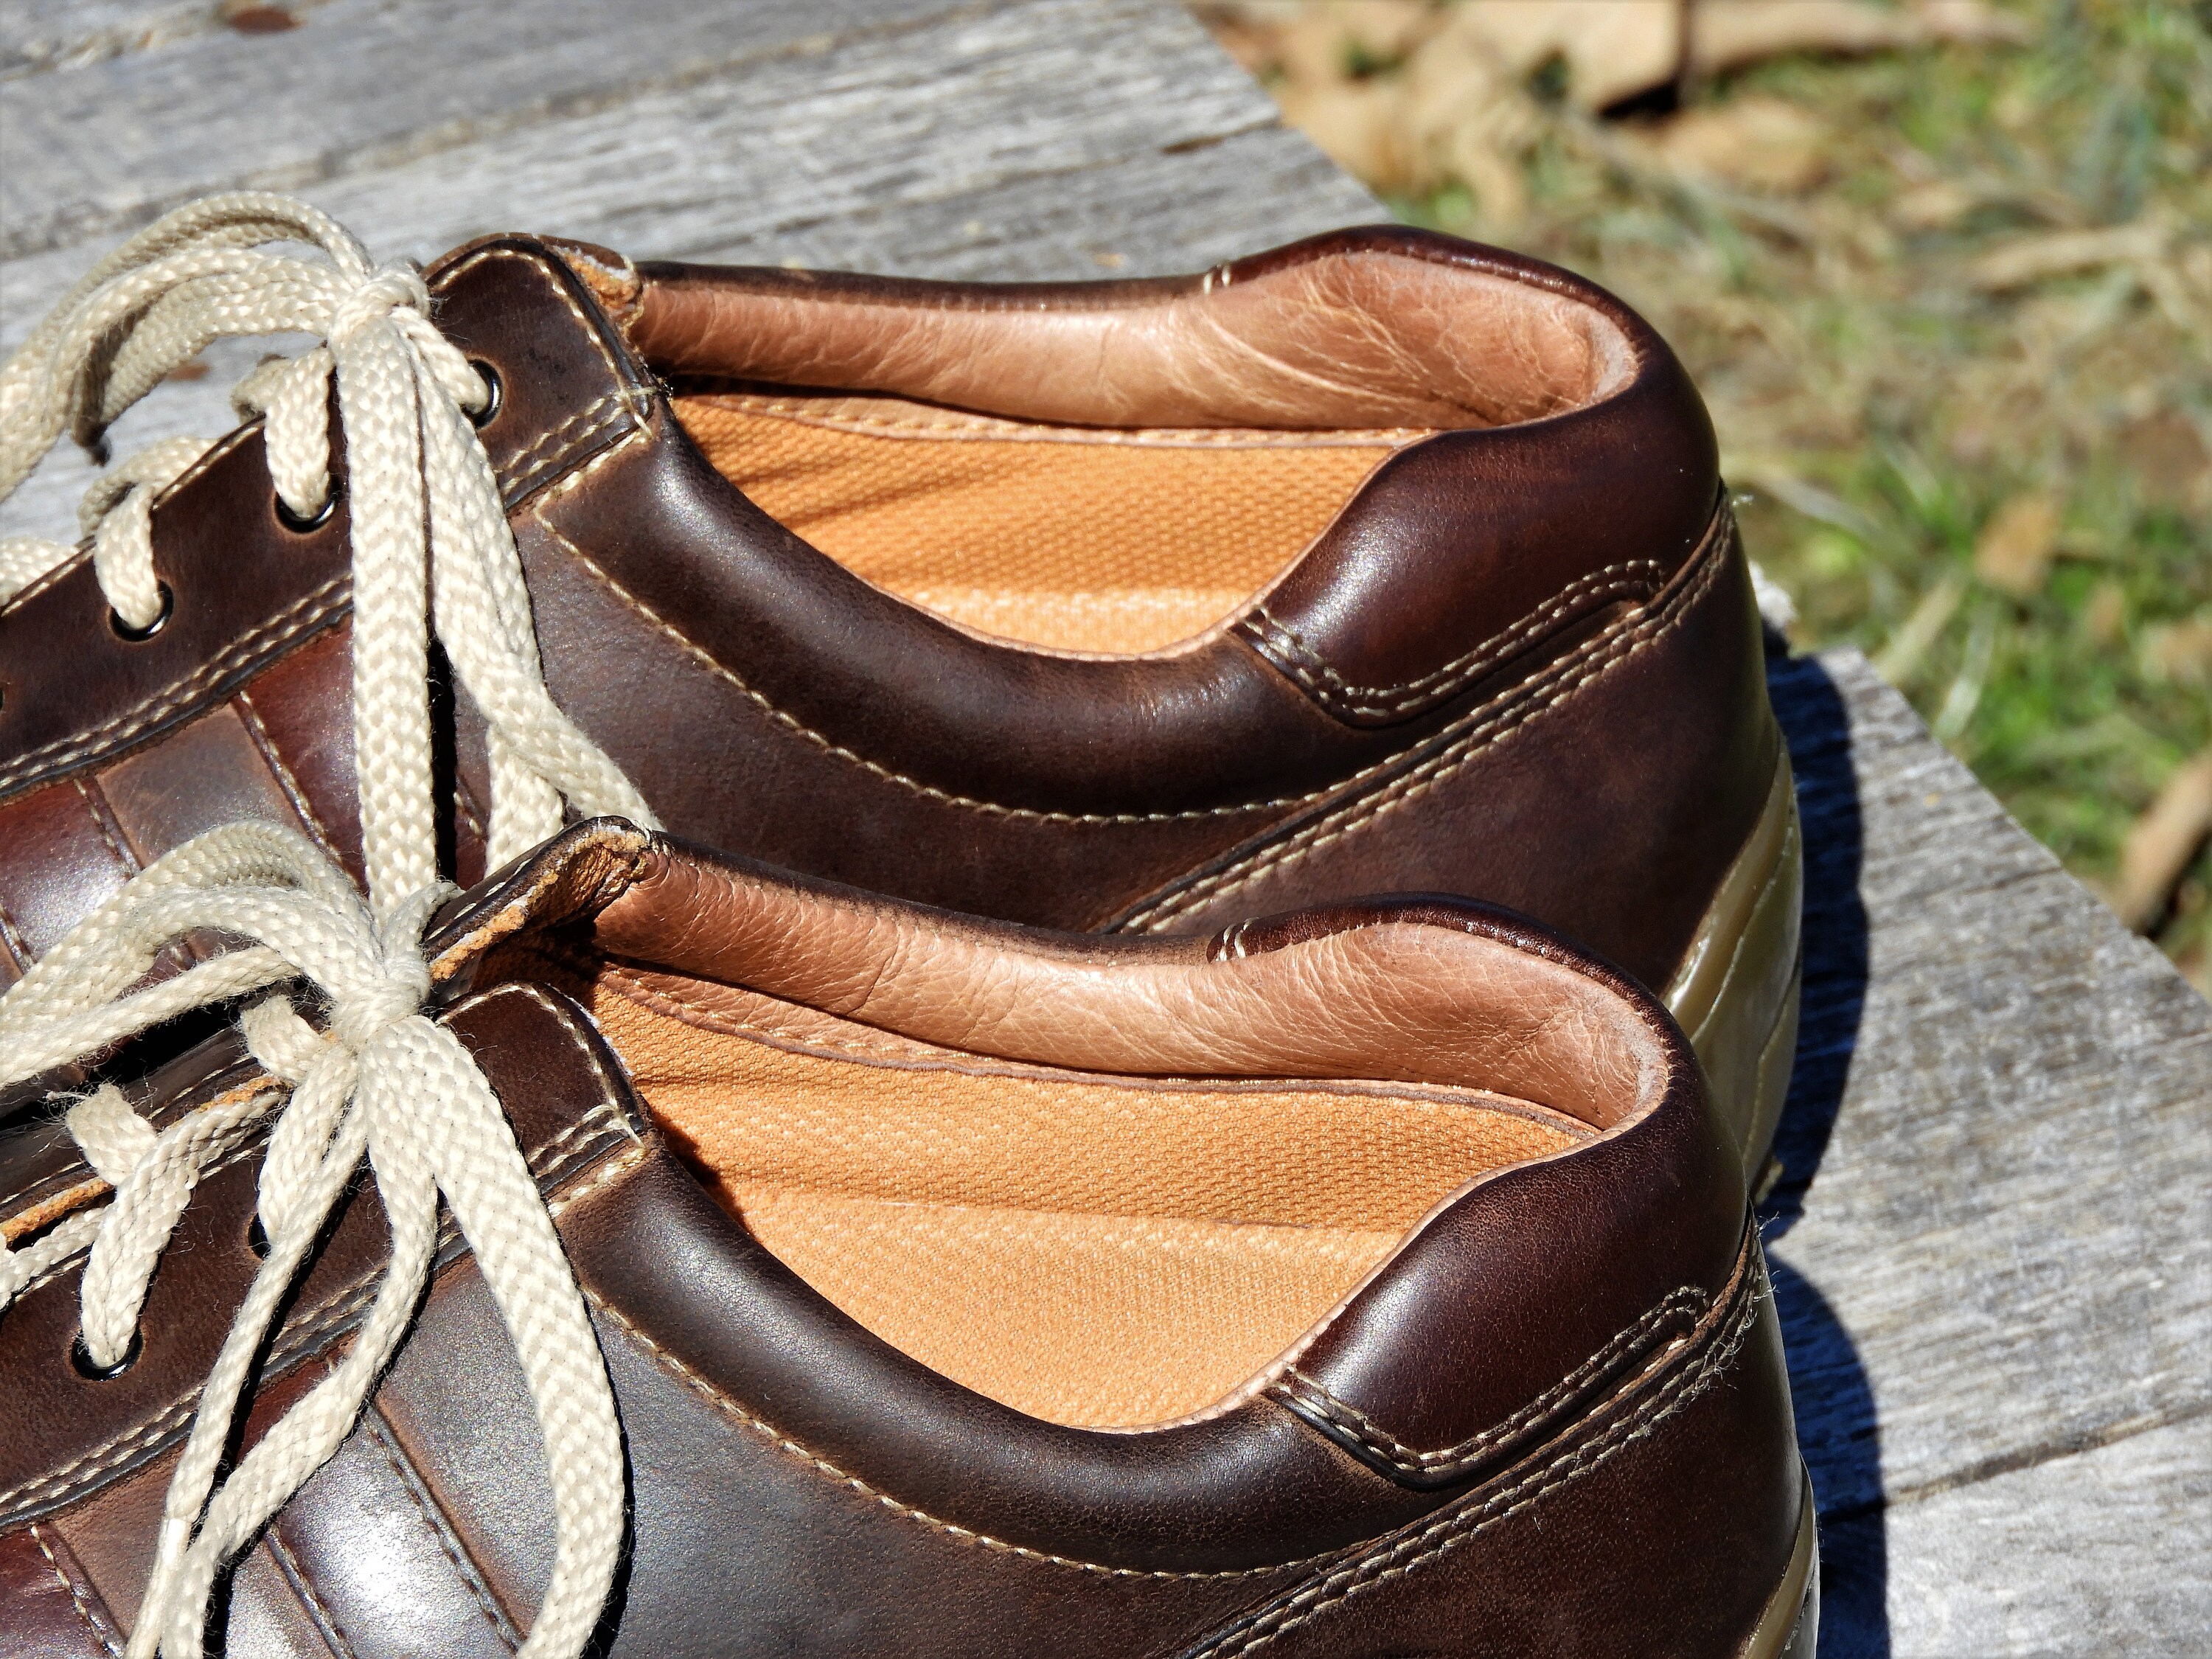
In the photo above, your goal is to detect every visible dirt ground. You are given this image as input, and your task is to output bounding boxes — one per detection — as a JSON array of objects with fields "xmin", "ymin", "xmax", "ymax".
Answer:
[{"xmin": 1194, "ymin": 0, "xmax": 2212, "ymax": 992}]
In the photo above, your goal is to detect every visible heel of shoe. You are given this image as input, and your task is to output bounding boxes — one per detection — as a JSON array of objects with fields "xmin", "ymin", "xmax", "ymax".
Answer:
[
  {"xmin": 1666, "ymin": 751, "xmax": 1804, "ymax": 1181},
  {"xmin": 1743, "ymin": 1475, "xmax": 1820, "ymax": 1659}
]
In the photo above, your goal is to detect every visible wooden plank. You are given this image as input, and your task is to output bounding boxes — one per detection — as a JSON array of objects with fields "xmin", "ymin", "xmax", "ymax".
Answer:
[
  {"xmin": 1821, "ymin": 1418, "xmax": 2212, "ymax": 1657},
  {"xmin": 0, "ymin": 0, "xmax": 961, "ymax": 258},
  {"xmin": 0, "ymin": 0, "xmax": 1373, "ymax": 543},
  {"xmin": 1769, "ymin": 647, "xmax": 2211, "ymax": 1652}
]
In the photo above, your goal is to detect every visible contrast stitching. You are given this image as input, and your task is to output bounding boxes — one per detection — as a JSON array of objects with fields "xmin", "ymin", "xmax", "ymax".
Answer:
[
  {"xmin": 0, "ymin": 577, "xmax": 349, "ymax": 799},
  {"xmin": 265, "ymin": 1525, "xmax": 364, "ymax": 1659},
  {"xmin": 1185, "ymin": 1273, "xmax": 1767, "ymax": 1658},
  {"xmin": 438, "ymin": 246, "xmax": 629, "ymax": 399},
  {"xmin": 1270, "ymin": 1286, "xmax": 1708, "ymax": 1475},
  {"xmin": 529, "ymin": 515, "xmax": 1300, "ymax": 827},
  {"xmin": 74, "ymin": 778, "xmax": 141, "ymax": 877},
  {"xmin": 232, "ymin": 688, "xmax": 346, "ymax": 865},
  {"xmin": 28, "ymin": 1523, "xmax": 125, "ymax": 1658},
  {"xmin": 0, "ymin": 1027, "xmax": 630, "ymax": 1521},
  {"xmin": 361, "ymin": 1408, "xmax": 521, "ymax": 1651},
  {"xmin": 1121, "ymin": 526, "xmax": 1729, "ymax": 932},
  {"xmin": 591, "ymin": 1296, "xmax": 1322, "ymax": 1582},
  {"xmin": 495, "ymin": 393, "xmax": 623, "ymax": 489},
  {"xmin": 1243, "ymin": 558, "xmax": 1668, "ymax": 717}
]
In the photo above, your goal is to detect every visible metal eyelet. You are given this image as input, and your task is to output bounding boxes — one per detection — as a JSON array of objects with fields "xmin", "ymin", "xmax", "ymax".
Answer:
[
  {"xmin": 467, "ymin": 359, "xmax": 503, "ymax": 428},
  {"xmin": 109, "ymin": 582, "xmax": 175, "ymax": 642},
  {"xmin": 276, "ymin": 489, "xmax": 338, "ymax": 535},
  {"xmin": 70, "ymin": 1329, "xmax": 144, "ymax": 1381}
]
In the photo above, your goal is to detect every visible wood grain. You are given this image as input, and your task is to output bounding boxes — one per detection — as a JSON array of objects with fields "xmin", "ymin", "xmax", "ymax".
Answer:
[
  {"xmin": 1769, "ymin": 647, "xmax": 2211, "ymax": 1653},
  {"xmin": 2, "ymin": 4, "xmax": 2205, "ymax": 1651}
]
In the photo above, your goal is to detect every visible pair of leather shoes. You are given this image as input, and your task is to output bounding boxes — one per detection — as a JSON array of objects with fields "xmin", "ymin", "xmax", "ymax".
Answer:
[{"xmin": 0, "ymin": 197, "xmax": 1814, "ymax": 1655}]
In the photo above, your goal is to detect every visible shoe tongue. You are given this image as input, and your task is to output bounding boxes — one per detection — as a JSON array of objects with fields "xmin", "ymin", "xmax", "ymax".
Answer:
[
  {"xmin": 421, "ymin": 234, "xmax": 660, "ymax": 508},
  {"xmin": 424, "ymin": 818, "xmax": 660, "ymax": 989}
]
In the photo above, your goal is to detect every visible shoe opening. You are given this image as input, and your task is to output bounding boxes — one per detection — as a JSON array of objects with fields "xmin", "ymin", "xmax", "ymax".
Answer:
[
  {"xmin": 651, "ymin": 242, "xmax": 1638, "ymax": 655},
  {"xmin": 519, "ymin": 947, "xmax": 1589, "ymax": 1431}
]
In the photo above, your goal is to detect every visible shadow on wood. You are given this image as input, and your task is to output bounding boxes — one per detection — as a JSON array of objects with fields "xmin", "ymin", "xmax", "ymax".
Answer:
[{"xmin": 1762, "ymin": 647, "xmax": 1887, "ymax": 1659}]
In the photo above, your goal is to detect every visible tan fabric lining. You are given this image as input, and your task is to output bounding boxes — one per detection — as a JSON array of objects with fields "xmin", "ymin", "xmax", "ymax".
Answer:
[
  {"xmin": 572, "ymin": 963, "xmax": 1575, "ymax": 1428},
  {"xmin": 673, "ymin": 391, "xmax": 1423, "ymax": 653}
]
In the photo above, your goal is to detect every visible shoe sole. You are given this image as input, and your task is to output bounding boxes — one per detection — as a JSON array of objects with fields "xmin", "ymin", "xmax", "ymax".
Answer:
[
  {"xmin": 1743, "ymin": 1473, "xmax": 1821, "ymax": 1659},
  {"xmin": 1663, "ymin": 750, "xmax": 1804, "ymax": 1183}
]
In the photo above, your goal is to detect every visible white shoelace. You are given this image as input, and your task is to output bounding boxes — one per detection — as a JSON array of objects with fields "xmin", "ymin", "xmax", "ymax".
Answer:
[
  {"xmin": 0, "ymin": 192, "xmax": 660, "ymax": 1655},
  {"xmin": 0, "ymin": 190, "xmax": 658, "ymax": 919},
  {"xmin": 0, "ymin": 821, "xmax": 624, "ymax": 1659}
]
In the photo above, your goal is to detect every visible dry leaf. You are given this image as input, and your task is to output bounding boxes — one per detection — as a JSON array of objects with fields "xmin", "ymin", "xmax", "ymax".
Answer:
[
  {"xmin": 1691, "ymin": 0, "xmax": 2031, "ymax": 77},
  {"xmin": 2120, "ymin": 410, "xmax": 2211, "ymax": 509},
  {"xmin": 1974, "ymin": 493, "xmax": 2060, "ymax": 597},
  {"xmin": 2083, "ymin": 580, "xmax": 2126, "ymax": 649},
  {"xmin": 1969, "ymin": 220, "xmax": 2171, "ymax": 291},
  {"xmin": 2112, "ymin": 748, "xmax": 2212, "ymax": 931},
  {"xmin": 2143, "ymin": 618, "xmax": 2212, "ymax": 686},
  {"xmin": 1443, "ymin": 0, "xmax": 1679, "ymax": 112},
  {"xmin": 1655, "ymin": 97, "xmax": 1830, "ymax": 194},
  {"xmin": 1891, "ymin": 178, "xmax": 1977, "ymax": 232}
]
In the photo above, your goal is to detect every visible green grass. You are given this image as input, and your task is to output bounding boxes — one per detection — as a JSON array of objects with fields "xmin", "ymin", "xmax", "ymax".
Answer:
[{"xmin": 1366, "ymin": 0, "xmax": 2212, "ymax": 983}]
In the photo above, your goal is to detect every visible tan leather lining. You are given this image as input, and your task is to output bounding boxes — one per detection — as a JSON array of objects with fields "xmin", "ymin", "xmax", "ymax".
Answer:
[
  {"xmin": 636, "ymin": 246, "xmax": 1639, "ymax": 430},
  {"xmin": 565, "ymin": 955, "xmax": 1576, "ymax": 1429},
  {"xmin": 672, "ymin": 391, "xmax": 1415, "ymax": 653}
]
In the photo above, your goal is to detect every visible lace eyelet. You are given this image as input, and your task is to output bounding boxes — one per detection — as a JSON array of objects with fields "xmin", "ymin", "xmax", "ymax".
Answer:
[
  {"xmin": 246, "ymin": 1215, "xmax": 271, "ymax": 1259},
  {"xmin": 109, "ymin": 582, "xmax": 174, "ymax": 643},
  {"xmin": 276, "ymin": 490, "xmax": 337, "ymax": 535},
  {"xmin": 466, "ymin": 359, "xmax": 503, "ymax": 428},
  {"xmin": 70, "ymin": 1329, "xmax": 144, "ymax": 1381}
]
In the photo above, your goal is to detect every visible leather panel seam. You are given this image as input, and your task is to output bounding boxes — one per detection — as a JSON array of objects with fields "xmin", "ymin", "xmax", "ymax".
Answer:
[
  {"xmin": 1268, "ymin": 1284, "xmax": 1708, "ymax": 1482},
  {"xmin": 1179, "ymin": 1256, "xmax": 1770, "ymax": 1658},
  {"xmin": 588, "ymin": 1295, "xmax": 1333, "ymax": 1582},
  {"xmin": 231, "ymin": 687, "xmax": 346, "ymax": 865},
  {"xmin": 27, "ymin": 1522, "xmax": 125, "ymax": 1658},
  {"xmin": 0, "ymin": 578, "xmax": 350, "ymax": 802},
  {"xmin": 265, "ymin": 1524, "xmax": 362, "ymax": 1659},
  {"xmin": 360, "ymin": 1405, "xmax": 524, "ymax": 1650},
  {"xmin": 1240, "ymin": 557, "xmax": 1670, "ymax": 719},
  {"xmin": 0, "ymin": 1085, "xmax": 633, "ymax": 1526},
  {"xmin": 1119, "ymin": 510, "xmax": 1733, "ymax": 932}
]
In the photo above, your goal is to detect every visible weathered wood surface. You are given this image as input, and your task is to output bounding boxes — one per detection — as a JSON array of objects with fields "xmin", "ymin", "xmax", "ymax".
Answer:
[{"xmin": 2, "ymin": 4, "xmax": 2206, "ymax": 1652}]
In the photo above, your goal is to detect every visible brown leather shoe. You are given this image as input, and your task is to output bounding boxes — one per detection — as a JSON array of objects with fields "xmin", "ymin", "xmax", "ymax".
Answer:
[
  {"xmin": 0, "ymin": 203, "xmax": 1798, "ymax": 1174},
  {"xmin": 0, "ymin": 820, "xmax": 1815, "ymax": 1658}
]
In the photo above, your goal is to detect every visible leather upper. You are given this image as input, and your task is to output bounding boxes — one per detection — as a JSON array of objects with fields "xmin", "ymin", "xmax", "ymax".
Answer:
[
  {"xmin": 0, "ymin": 226, "xmax": 1780, "ymax": 1004},
  {"xmin": 0, "ymin": 823, "xmax": 1802, "ymax": 1656}
]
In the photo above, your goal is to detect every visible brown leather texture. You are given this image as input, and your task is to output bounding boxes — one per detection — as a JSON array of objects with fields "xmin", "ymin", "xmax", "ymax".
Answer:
[
  {"xmin": 0, "ymin": 225, "xmax": 1778, "ymax": 1004},
  {"xmin": 0, "ymin": 830, "xmax": 1802, "ymax": 1656}
]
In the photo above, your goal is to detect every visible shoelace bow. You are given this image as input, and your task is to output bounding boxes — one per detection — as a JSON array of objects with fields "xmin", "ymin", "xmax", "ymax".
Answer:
[
  {"xmin": 0, "ymin": 192, "xmax": 665, "ymax": 1655},
  {"xmin": 0, "ymin": 189, "xmax": 658, "ymax": 917},
  {"xmin": 0, "ymin": 821, "xmax": 625, "ymax": 1659}
]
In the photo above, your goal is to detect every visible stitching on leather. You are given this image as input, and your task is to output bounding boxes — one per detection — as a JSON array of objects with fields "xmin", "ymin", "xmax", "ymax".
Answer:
[
  {"xmin": 1121, "ymin": 526, "xmax": 1731, "ymax": 933},
  {"xmin": 439, "ymin": 246, "xmax": 630, "ymax": 403},
  {"xmin": 265, "ymin": 1524, "xmax": 365, "ymax": 1659},
  {"xmin": 529, "ymin": 512, "xmax": 1304, "ymax": 827},
  {"xmin": 28, "ymin": 1523, "xmax": 125, "ymax": 1658},
  {"xmin": 582, "ymin": 956, "xmax": 961, "ymax": 1063},
  {"xmin": 231, "ymin": 688, "xmax": 346, "ymax": 866},
  {"xmin": 503, "ymin": 399, "xmax": 633, "ymax": 503},
  {"xmin": 0, "ymin": 999, "xmax": 633, "ymax": 1523},
  {"xmin": 590, "ymin": 1296, "xmax": 1326, "ymax": 1582},
  {"xmin": 0, "ymin": 577, "xmax": 350, "ymax": 800},
  {"xmin": 0, "ymin": 891, "xmax": 32, "ymax": 978},
  {"xmin": 0, "ymin": 427, "xmax": 256, "ymax": 625},
  {"xmin": 1185, "ymin": 1267, "xmax": 1768, "ymax": 1658},
  {"xmin": 1242, "ymin": 558, "xmax": 1669, "ymax": 718},
  {"xmin": 1269, "ymin": 1286, "xmax": 1708, "ymax": 1476},
  {"xmin": 361, "ymin": 1408, "xmax": 522, "ymax": 1651},
  {"xmin": 75, "ymin": 778, "xmax": 141, "ymax": 877}
]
